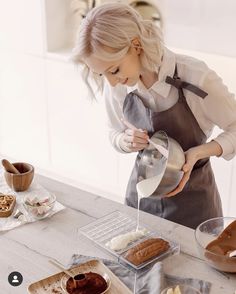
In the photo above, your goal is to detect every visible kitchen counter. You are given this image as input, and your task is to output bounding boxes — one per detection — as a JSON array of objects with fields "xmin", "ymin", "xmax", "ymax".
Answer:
[{"xmin": 0, "ymin": 174, "xmax": 235, "ymax": 294}]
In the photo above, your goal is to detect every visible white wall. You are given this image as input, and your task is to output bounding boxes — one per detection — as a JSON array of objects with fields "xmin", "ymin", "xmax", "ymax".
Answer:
[
  {"xmin": 162, "ymin": 0, "xmax": 236, "ymax": 57},
  {"xmin": 0, "ymin": 0, "xmax": 235, "ymax": 215}
]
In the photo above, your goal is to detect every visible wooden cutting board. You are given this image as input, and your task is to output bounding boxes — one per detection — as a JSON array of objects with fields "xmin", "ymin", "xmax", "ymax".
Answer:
[{"xmin": 28, "ymin": 259, "xmax": 132, "ymax": 294}]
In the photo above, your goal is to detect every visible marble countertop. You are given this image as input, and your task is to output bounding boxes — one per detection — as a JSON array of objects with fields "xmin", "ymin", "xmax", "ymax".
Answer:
[{"xmin": 0, "ymin": 174, "xmax": 235, "ymax": 294}]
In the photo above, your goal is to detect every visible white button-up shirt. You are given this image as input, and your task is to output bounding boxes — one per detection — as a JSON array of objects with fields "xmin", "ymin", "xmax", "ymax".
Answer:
[{"xmin": 103, "ymin": 47, "xmax": 236, "ymax": 160}]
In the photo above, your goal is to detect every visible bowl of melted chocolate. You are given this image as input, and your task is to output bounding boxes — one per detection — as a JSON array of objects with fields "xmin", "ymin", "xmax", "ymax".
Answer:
[
  {"xmin": 195, "ymin": 217, "xmax": 236, "ymax": 273},
  {"xmin": 61, "ymin": 271, "xmax": 110, "ymax": 294}
]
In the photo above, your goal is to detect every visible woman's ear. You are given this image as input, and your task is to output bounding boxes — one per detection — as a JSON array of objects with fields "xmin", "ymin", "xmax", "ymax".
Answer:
[{"xmin": 131, "ymin": 38, "xmax": 141, "ymax": 54}]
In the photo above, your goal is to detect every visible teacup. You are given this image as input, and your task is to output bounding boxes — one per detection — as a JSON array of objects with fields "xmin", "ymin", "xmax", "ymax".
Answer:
[{"xmin": 4, "ymin": 162, "xmax": 34, "ymax": 192}]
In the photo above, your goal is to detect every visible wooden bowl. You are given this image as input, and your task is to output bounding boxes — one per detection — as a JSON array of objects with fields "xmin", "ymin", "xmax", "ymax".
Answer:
[{"xmin": 4, "ymin": 162, "xmax": 34, "ymax": 192}]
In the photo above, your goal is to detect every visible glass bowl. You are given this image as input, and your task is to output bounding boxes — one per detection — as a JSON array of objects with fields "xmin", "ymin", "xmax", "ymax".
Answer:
[
  {"xmin": 61, "ymin": 272, "xmax": 111, "ymax": 294},
  {"xmin": 23, "ymin": 193, "xmax": 56, "ymax": 219},
  {"xmin": 195, "ymin": 217, "xmax": 236, "ymax": 273},
  {"xmin": 161, "ymin": 284, "xmax": 201, "ymax": 294}
]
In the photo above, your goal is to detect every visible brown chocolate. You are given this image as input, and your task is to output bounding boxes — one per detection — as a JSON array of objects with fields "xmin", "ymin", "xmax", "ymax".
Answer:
[
  {"xmin": 66, "ymin": 272, "xmax": 107, "ymax": 294},
  {"xmin": 124, "ymin": 238, "xmax": 170, "ymax": 266},
  {"xmin": 205, "ymin": 220, "xmax": 236, "ymax": 272}
]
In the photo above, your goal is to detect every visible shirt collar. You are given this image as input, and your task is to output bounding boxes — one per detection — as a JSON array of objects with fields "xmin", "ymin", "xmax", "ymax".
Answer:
[{"xmin": 127, "ymin": 47, "xmax": 176, "ymax": 98}]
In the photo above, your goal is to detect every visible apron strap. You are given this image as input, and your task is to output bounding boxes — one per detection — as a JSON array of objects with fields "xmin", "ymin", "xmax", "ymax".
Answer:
[{"xmin": 165, "ymin": 67, "xmax": 208, "ymax": 98}]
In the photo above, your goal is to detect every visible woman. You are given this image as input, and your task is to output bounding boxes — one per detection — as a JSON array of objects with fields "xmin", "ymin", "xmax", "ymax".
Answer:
[{"xmin": 72, "ymin": 3, "xmax": 236, "ymax": 229}]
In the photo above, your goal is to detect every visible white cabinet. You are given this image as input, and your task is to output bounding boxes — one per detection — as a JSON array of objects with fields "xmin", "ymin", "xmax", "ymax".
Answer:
[
  {"xmin": 45, "ymin": 59, "xmax": 120, "ymax": 200},
  {"xmin": 0, "ymin": 50, "xmax": 49, "ymax": 166},
  {"xmin": 210, "ymin": 143, "xmax": 233, "ymax": 215},
  {"xmin": 0, "ymin": 0, "xmax": 45, "ymax": 56},
  {"xmin": 117, "ymin": 153, "xmax": 136, "ymax": 199},
  {"xmin": 228, "ymin": 158, "xmax": 236, "ymax": 216}
]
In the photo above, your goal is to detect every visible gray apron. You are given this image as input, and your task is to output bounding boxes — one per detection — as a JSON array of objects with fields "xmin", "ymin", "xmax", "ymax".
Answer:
[{"xmin": 123, "ymin": 67, "xmax": 223, "ymax": 229}]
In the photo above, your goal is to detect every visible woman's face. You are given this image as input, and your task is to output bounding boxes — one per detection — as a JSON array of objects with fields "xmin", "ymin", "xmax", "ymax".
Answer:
[{"xmin": 85, "ymin": 45, "xmax": 142, "ymax": 87}]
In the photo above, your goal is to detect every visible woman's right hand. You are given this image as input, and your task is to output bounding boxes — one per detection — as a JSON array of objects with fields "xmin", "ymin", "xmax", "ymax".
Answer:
[{"xmin": 120, "ymin": 128, "xmax": 149, "ymax": 152}]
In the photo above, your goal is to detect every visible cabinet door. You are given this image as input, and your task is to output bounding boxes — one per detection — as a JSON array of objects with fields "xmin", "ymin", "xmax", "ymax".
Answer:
[
  {"xmin": 210, "ymin": 127, "xmax": 233, "ymax": 216},
  {"xmin": 46, "ymin": 59, "xmax": 119, "ymax": 198},
  {"xmin": 117, "ymin": 153, "xmax": 136, "ymax": 201},
  {"xmin": 0, "ymin": 51, "xmax": 49, "ymax": 165},
  {"xmin": 228, "ymin": 158, "xmax": 236, "ymax": 216},
  {"xmin": 211, "ymin": 157, "xmax": 233, "ymax": 216}
]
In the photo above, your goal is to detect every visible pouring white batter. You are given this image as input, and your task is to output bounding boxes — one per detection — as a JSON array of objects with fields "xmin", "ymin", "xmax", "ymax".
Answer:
[
  {"xmin": 105, "ymin": 228, "xmax": 148, "ymax": 251},
  {"xmin": 136, "ymin": 175, "xmax": 163, "ymax": 198},
  {"xmin": 136, "ymin": 174, "xmax": 163, "ymax": 230},
  {"xmin": 106, "ymin": 175, "xmax": 162, "ymax": 251}
]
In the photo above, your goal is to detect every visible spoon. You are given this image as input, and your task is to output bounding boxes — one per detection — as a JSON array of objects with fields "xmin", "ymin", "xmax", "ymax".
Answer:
[
  {"xmin": 2, "ymin": 159, "xmax": 20, "ymax": 174},
  {"xmin": 49, "ymin": 259, "xmax": 111, "ymax": 293},
  {"xmin": 121, "ymin": 119, "xmax": 168, "ymax": 158},
  {"xmin": 49, "ymin": 259, "xmax": 77, "ymax": 287}
]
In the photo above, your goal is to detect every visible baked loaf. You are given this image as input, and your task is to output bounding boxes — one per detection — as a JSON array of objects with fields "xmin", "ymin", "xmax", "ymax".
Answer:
[
  {"xmin": 66, "ymin": 272, "xmax": 107, "ymax": 294},
  {"xmin": 0, "ymin": 194, "xmax": 16, "ymax": 217},
  {"xmin": 124, "ymin": 238, "xmax": 170, "ymax": 266}
]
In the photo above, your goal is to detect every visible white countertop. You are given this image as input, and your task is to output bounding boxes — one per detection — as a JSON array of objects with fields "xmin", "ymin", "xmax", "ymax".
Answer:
[{"xmin": 0, "ymin": 174, "xmax": 235, "ymax": 293}]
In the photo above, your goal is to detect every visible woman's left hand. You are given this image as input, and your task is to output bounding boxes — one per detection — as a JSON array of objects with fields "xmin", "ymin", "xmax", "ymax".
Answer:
[
  {"xmin": 165, "ymin": 140, "xmax": 223, "ymax": 197},
  {"xmin": 165, "ymin": 147, "xmax": 199, "ymax": 197}
]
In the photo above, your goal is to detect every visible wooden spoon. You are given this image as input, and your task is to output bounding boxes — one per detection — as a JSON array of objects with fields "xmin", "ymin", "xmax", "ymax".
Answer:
[{"xmin": 2, "ymin": 159, "xmax": 20, "ymax": 174}]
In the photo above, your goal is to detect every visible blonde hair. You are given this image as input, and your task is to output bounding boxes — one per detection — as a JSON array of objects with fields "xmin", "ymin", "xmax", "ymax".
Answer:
[{"xmin": 72, "ymin": 2, "xmax": 164, "ymax": 97}]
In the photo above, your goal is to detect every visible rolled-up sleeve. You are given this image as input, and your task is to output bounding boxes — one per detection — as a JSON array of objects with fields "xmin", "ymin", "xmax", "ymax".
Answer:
[{"xmin": 201, "ymin": 70, "xmax": 236, "ymax": 160}]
